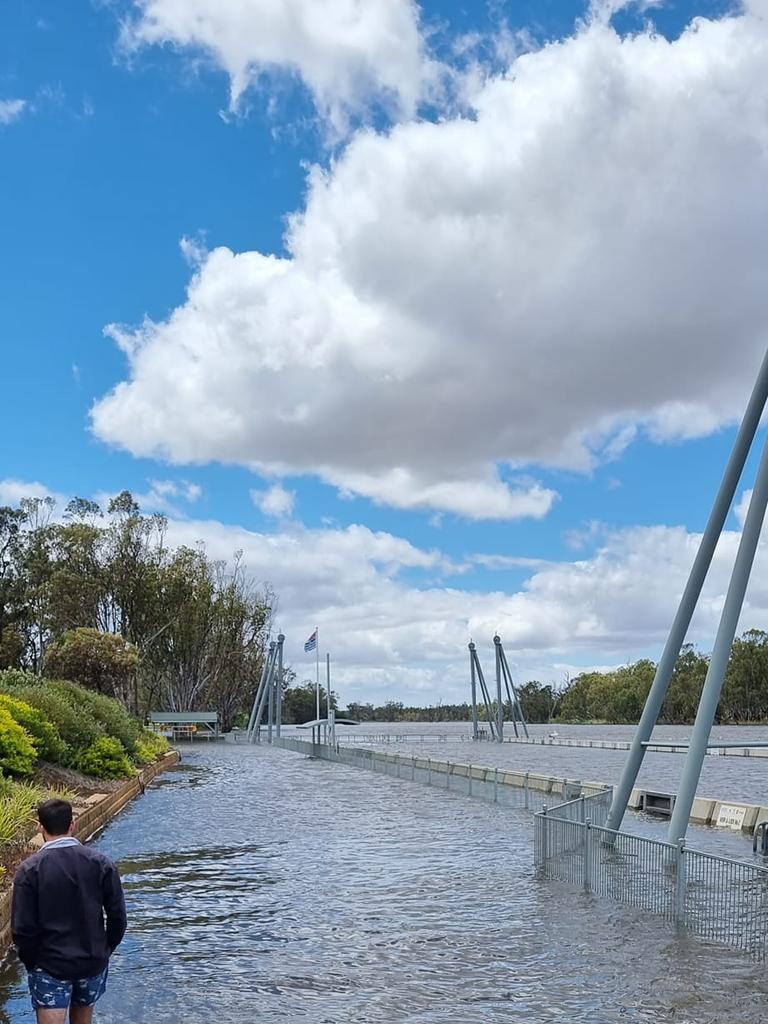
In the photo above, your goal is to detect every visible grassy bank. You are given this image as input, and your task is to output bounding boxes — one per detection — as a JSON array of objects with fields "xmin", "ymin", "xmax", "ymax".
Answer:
[{"xmin": 0, "ymin": 669, "xmax": 170, "ymax": 883}]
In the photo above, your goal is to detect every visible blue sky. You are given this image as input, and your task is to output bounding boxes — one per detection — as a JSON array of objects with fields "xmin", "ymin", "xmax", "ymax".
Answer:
[{"xmin": 2, "ymin": 0, "xmax": 768, "ymax": 703}]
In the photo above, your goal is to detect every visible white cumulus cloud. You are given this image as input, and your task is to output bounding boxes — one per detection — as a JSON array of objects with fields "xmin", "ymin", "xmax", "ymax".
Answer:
[
  {"xmin": 121, "ymin": 0, "xmax": 433, "ymax": 129},
  {"xmin": 0, "ymin": 99, "xmax": 27, "ymax": 126},
  {"xmin": 94, "ymin": 4, "xmax": 768, "ymax": 519},
  {"xmin": 251, "ymin": 483, "xmax": 296, "ymax": 518}
]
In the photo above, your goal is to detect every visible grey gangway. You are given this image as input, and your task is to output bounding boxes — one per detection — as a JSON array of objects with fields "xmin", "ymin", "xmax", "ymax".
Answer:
[
  {"xmin": 607, "ymin": 348, "xmax": 768, "ymax": 844},
  {"xmin": 469, "ymin": 636, "xmax": 529, "ymax": 742}
]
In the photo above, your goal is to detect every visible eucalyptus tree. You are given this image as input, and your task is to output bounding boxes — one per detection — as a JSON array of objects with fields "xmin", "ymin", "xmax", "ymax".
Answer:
[{"xmin": 0, "ymin": 505, "xmax": 26, "ymax": 667}]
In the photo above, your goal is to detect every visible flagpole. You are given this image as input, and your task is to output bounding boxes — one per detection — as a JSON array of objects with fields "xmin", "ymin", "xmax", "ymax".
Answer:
[
  {"xmin": 326, "ymin": 652, "xmax": 331, "ymax": 718},
  {"xmin": 315, "ymin": 626, "xmax": 320, "ymax": 722}
]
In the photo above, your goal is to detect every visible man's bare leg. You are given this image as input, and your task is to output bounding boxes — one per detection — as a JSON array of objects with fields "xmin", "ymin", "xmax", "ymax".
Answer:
[
  {"xmin": 35, "ymin": 1010, "xmax": 68, "ymax": 1024},
  {"xmin": 70, "ymin": 1006, "xmax": 95, "ymax": 1024}
]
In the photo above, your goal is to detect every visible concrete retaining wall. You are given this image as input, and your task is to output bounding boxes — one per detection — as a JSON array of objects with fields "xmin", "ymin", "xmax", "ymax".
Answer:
[{"xmin": 0, "ymin": 750, "xmax": 179, "ymax": 955}]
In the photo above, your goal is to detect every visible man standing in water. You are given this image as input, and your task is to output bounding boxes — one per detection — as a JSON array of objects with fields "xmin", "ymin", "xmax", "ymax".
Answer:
[{"xmin": 11, "ymin": 799, "xmax": 127, "ymax": 1023}]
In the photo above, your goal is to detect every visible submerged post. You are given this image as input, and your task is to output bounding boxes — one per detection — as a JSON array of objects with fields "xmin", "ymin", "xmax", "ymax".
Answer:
[
  {"xmin": 584, "ymin": 819, "xmax": 592, "ymax": 891},
  {"xmin": 607, "ymin": 349, "xmax": 768, "ymax": 833},
  {"xmin": 674, "ymin": 839, "xmax": 687, "ymax": 923},
  {"xmin": 669, "ymin": 435, "xmax": 768, "ymax": 842}
]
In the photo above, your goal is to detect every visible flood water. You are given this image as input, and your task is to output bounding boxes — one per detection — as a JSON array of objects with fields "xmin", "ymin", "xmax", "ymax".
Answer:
[{"xmin": 1, "ymin": 742, "xmax": 767, "ymax": 1023}]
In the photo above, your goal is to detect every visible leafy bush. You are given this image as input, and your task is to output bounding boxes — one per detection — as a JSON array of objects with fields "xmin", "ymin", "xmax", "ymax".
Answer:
[
  {"xmin": 134, "ymin": 729, "xmax": 170, "ymax": 764},
  {"xmin": 0, "ymin": 710, "xmax": 37, "ymax": 776},
  {"xmin": 44, "ymin": 629, "xmax": 138, "ymax": 699},
  {"xmin": 48, "ymin": 682, "xmax": 141, "ymax": 757},
  {"xmin": 0, "ymin": 694, "xmax": 68, "ymax": 764},
  {"xmin": 75, "ymin": 737, "xmax": 134, "ymax": 780},
  {"xmin": 0, "ymin": 669, "xmax": 35, "ymax": 691},
  {"xmin": 9, "ymin": 686, "xmax": 104, "ymax": 761}
]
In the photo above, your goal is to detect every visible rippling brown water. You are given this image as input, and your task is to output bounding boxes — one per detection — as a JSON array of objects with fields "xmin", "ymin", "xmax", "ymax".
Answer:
[{"xmin": 0, "ymin": 744, "xmax": 766, "ymax": 1022}]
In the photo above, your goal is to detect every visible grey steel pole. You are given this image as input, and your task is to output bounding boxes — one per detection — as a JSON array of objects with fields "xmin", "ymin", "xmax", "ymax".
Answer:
[
  {"xmin": 246, "ymin": 649, "xmax": 271, "ymax": 740},
  {"xmin": 267, "ymin": 651, "xmax": 274, "ymax": 744},
  {"xmin": 252, "ymin": 642, "xmax": 276, "ymax": 743},
  {"xmin": 469, "ymin": 643, "xmax": 479, "ymax": 740},
  {"xmin": 502, "ymin": 670, "xmax": 520, "ymax": 737},
  {"xmin": 499, "ymin": 641, "xmax": 529, "ymax": 739},
  {"xmin": 276, "ymin": 633, "xmax": 284, "ymax": 738},
  {"xmin": 607, "ymin": 348, "xmax": 768, "ymax": 832},
  {"xmin": 248, "ymin": 641, "xmax": 276, "ymax": 742},
  {"xmin": 472, "ymin": 648, "xmax": 496, "ymax": 739},
  {"xmin": 668, "ymin": 434, "xmax": 768, "ymax": 843},
  {"xmin": 316, "ymin": 627, "xmax": 320, "ymax": 723},
  {"xmin": 326, "ymin": 652, "xmax": 332, "ymax": 719},
  {"xmin": 494, "ymin": 635, "xmax": 504, "ymax": 742}
]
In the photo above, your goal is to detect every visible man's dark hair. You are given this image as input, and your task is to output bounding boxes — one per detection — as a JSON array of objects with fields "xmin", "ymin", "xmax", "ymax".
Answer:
[{"xmin": 38, "ymin": 799, "xmax": 73, "ymax": 837}]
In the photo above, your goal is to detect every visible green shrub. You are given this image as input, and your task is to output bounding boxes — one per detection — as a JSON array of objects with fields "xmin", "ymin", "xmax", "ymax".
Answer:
[
  {"xmin": 134, "ymin": 729, "xmax": 170, "ymax": 764},
  {"xmin": 75, "ymin": 737, "xmax": 133, "ymax": 780},
  {"xmin": 10, "ymin": 686, "xmax": 104, "ymax": 761},
  {"xmin": 48, "ymin": 682, "xmax": 141, "ymax": 757},
  {"xmin": 0, "ymin": 694, "xmax": 69, "ymax": 764},
  {"xmin": 0, "ymin": 669, "xmax": 36, "ymax": 691},
  {"xmin": 0, "ymin": 710, "xmax": 37, "ymax": 776}
]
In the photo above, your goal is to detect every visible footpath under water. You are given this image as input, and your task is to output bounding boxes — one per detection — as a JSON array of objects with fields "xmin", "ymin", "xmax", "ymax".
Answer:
[{"xmin": 0, "ymin": 743, "xmax": 766, "ymax": 1023}]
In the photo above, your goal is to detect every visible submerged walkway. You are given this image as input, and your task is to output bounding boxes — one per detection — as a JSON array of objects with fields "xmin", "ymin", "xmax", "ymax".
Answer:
[{"xmin": 1, "ymin": 743, "xmax": 766, "ymax": 1023}]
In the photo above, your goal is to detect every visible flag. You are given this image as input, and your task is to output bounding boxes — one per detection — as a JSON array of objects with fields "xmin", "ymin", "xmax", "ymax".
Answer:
[{"xmin": 304, "ymin": 629, "xmax": 318, "ymax": 653}]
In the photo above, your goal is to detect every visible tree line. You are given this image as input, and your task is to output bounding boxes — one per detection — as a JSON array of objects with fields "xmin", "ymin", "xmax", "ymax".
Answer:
[
  {"xmin": 551, "ymin": 633, "xmax": 768, "ymax": 724},
  {"xmin": 0, "ymin": 492, "xmax": 272, "ymax": 731}
]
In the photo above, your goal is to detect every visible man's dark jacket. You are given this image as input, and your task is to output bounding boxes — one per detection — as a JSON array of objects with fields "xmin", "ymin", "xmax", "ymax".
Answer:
[{"xmin": 11, "ymin": 842, "xmax": 127, "ymax": 980}]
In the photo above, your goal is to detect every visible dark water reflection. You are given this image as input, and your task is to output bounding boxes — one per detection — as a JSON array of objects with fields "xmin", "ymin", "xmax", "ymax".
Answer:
[{"xmin": 0, "ymin": 744, "xmax": 766, "ymax": 1022}]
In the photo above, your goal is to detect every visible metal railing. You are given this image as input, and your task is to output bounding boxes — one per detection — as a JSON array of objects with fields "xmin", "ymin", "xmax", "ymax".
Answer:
[
  {"xmin": 535, "ymin": 795, "xmax": 768, "ymax": 960},
  {"xmin": 544, "ymin": 789, "xmax": 613, "ymax": 825}
]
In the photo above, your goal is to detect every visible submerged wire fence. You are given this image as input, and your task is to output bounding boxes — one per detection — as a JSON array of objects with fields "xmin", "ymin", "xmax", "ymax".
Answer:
[{"xmin": 535, "ymin": 794, "xmax": 768, "ymax": 960}]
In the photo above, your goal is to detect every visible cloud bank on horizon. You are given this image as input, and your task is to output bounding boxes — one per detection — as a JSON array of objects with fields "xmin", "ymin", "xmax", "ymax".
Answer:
[{"xmin": 93, "ymin": 0, "xmax": 768, "ymax": 521}]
